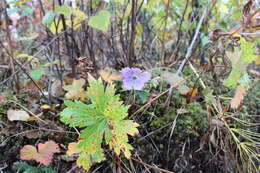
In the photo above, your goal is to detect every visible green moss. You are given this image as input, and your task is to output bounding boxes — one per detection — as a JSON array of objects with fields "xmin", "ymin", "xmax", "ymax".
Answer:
[{"xmin": 152, "ymin": 100, "xmax": 209, "ymax": 138}]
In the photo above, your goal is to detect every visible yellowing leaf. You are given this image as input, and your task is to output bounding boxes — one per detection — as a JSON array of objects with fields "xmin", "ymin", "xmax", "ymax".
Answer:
[
  {"xmin": 63, "ymin": 78, "xmax": 87, "ymax": 101},
  {"xmin": 88, "ymin": 10, "xmax": 111, "ymax": 31},
  {"xmin": 219, "ymin": 4, "xmax": 229, "ymax": 14},
  {"xmin": 15, "ymin": 0, "xmax": 29, "ymax": 6},
  {"xmin": 136, "ymin": 23, "xmax": 143, "ymax": 35},
  {"xmin": 20, "ymin": 140, "xmax": 60, "ymax": 166},
  {"xmin": 66, "ymin": 142, "xmax": 81, "ymax": 156},
  {"xmin": 16, "ymin": 53, "xmax": 39, "ymax": 63},
  {"xmin": 230, "ymin": 84, "xmax": 247, "ymax": 109},
  {"xmin": 98, "ymin": 69, "xmax": 122, "ymax": 84},
  {"xmin": 126, "ymin": 122, "xmax": 139, "ymax": 136},
  {"xmin": 60, "ymin": 76, "xmax": 139, "ymax": 171},
  {"xmin": 224, "ymin": 36, "xmax": 257, "ymax": 87},
  {"xmin": 7, "ymin": 109, "xmax": 30, "ymax": 121},
  {"xmin": 255, "ymin": 56, "xmax": 260, "ymax": 65},
  {"xmin": 49, "ymin": 19, "xmax": 63, "ymax": 35},
  {"xmin": 185, "ymin": 88, "xmax": 198, "ymax": 98},
  {"xmin": 66, "ymin": 9, "xmax": 87, "ymax": 29},
  {"xmin": 54, "ymin": 5, "xmax": 87, "ymax": 30},
  {"xmin": 76, "ymin": 153, "xmax": 92, "ymax": 170},
  {"xmin": 41, "ymin": 104, "xmax": 51, "ymax": 110},
  {"xmin": 240, "ymin": 37, "xmax": 257, "ymax": 63},
  {"xmin": 54, "ymin": 5, "xmax": 73, "ymax": 17}
]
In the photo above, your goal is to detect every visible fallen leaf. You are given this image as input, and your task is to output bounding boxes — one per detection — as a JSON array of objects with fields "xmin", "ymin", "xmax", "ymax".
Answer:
[
  {"xmin": 7, "ymin": 109, "xmax": 30, "ymax": 121},
  {"xmin": 41, "ymin": 104, "xmax": 51, "ymax": 110},
  {"xmin": 161, "ymin": 72, "xmax": 191, "ymax": 94},
  {"xmin": 161, "ymin": 72, "xmax": 183, "ymax": 86},
  {"xmin": 98, "ymin": 69, "xmax": 122, "ymax": 84},
  {"xmin": 181, "ymin": 88, "xmax": 199, "ymax": 102},
  {"xmin": 0, "ymin": 94, "xmax": 6, "ymax": 103},
  {"xmin": 26, "ymin": 112, "xmax": 43, "ymax": 121},
  {"xmin": 24, "ymin": 80, "xmax": 44, "ymax": 94},
  {"xmin": 63, "ymin": 78, "xmax": 87, "ymax": 101},
  {"xmin": 20, "ymin": 140, "xmax": 60, "ymax": 166},
  {"xmin": 178, "ymin": 85, "xmax": 190, "ymax": 95},
  {"xmin": 51, "ymin": 79, "xmax": 64, "ymax": 97}
]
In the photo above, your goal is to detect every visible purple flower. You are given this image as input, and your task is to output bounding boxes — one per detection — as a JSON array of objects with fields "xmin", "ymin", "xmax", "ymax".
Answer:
[{"xmin": 121, "ymin": 67, "xmax": 151, "ymax": 90}]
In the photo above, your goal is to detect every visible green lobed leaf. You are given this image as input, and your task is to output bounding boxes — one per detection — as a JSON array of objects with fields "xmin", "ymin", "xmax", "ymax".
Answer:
[
  {"xmin": 60, "ymin": 100, "xmax": 99, "ymax": 127},
  {"xmin": 60, "ymin": 75, "xmax": 139, "ymax": 171}
]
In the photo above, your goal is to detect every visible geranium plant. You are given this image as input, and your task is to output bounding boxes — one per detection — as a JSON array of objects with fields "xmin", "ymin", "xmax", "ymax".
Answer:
[{"xmin": 60, "ymin": 75, "xmax": 139, "ymax": 170}]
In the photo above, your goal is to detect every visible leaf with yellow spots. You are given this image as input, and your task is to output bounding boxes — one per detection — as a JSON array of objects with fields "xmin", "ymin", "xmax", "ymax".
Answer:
[
  {"xmin": 106, "ymin": 120, "xmax": 138, "ymax": 158},
  {"xmin": 60, "ymin": 75, "xmax": 139, "ymax": 170}
]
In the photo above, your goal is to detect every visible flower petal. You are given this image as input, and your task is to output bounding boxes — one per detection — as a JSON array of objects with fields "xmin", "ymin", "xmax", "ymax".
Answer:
[
  {"xmin": 131, "ymin": 68, "xmax": 142, "ymax": 75},
  {"xmin": 123, "ymin": 78, "xmax": 134, "ymax": 90},
  {"xmin": 121, "ymin": 67, "xmax": 151, "ymax": 90},
  {"xmin": 121, "ymin": 67, "xmax": 132, "ymax": 79},
  {"xmin": 138, "ymin": 72, "xmax": 151, "ymax": 83},
  {"xmin": 132, "ymin": 80, "xmax": 145, "ymax": 90}
]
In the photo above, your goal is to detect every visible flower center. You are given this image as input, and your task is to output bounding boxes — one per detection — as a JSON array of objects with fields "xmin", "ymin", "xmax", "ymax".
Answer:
[{"xmin": 132, "ymin": 75, "xmax": 138, "ymax": 80}]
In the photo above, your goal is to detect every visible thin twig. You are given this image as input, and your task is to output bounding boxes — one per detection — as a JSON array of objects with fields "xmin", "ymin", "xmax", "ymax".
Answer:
[
  {"xmin": 0, "ymin": 31, "xmax": 66, "ymax": 86},
  {"xmin": 137, "ymin": 121, "xmax": 173, "ymax": 142},
  {"xmin": 131, "ymin": 158, "xmax": 174, "ymax": 173},
  {"xmin": 0, "ymin": 41, "xmax": 47, "ymax": 99},
  {"xmin": 130, "ymin": 73, "xmax": 194, "ymax": 119},
  {"xmin": 2, "ymin": 0, "xmax": 20, "ymax": 91},
  {"xmin": 176, "ymin": 0, "xmax": 217, "ymax": 74}
]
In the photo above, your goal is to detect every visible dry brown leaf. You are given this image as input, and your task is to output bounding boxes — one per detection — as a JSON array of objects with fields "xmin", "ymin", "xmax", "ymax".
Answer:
[
  {"xmin": 51, "ymin": 79, "xmax": 63, "ymax": 97},
  {"xmin": 41, "ymin": 104, "xmax": 51, "ymax": 110},
  {"xmin": 98, "ymin": 69, "xmax": 122, "ymax": 84},
  {"xmin": 24, "ymin": 80, "xmax": 44, "ymax": 93},
  {"xmin": 63, "ymin": 78, "xmax": 87, "ymax": 101},
  {"xmin": 230, "ymin": 84, "xmax": 247, "ymax": 109},
  {"xmin": 21, "ymin": 130, "xmax": 46, "ymax": 139}
]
